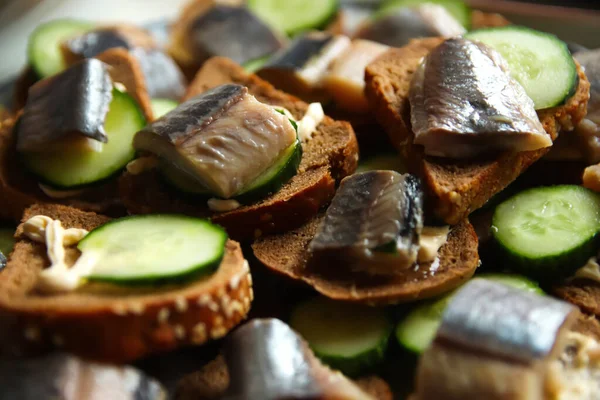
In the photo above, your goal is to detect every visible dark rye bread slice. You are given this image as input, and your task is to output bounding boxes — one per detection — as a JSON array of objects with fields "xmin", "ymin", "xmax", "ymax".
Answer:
[
  {"xmin": 120, "ymin": 57, "xmax": 358, "ymax": 241},
  {"xmin": 252, "ymin": 216, "xmax": 479, "ymax": 305},
  {"xmin": 0, "ymin": 49, "xmax": 155, "ymax": 222},
  {"xmin": 0, "ymin": 204, "xmax": 253, "ymax": 363},
  {"xmin": 554, "ymin": 281, "xmax": 600, "ymax": 319},
  {"xmin": 364, "ymin": 37, "xmax": 591, "ymax": 225},
  {"xmin": 175, "ymin": 355, "xmax": 393, "ymax": 400}
]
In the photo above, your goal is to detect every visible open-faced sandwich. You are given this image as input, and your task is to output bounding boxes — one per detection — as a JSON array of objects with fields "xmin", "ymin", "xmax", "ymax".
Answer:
[{"xmin": 3, "ymin": 0, "xmax": 600, "ymax": 398}]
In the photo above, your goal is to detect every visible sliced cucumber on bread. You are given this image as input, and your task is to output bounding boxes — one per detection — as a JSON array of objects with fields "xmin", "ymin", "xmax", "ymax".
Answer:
[
  {"xmin": 28, "ymin": 19, "xmax": 94, "ymax": 78},
  {"xmin": 395, "ymin": 273, "xmax": 543, "ymax": 354},
  {"xmin": 466, "ymin": 26, "xmax": 577, "ymax": 109},
  {"xmin": 20, "ymin": 89, "xmax": 146, "ymax": 189},
  {"xmin": 150, "ymin": 98, "xmax": 179, "ymax": 119},
  {"xmin": 247, "ymin": 0, "xmax": 339, "ymax": 36},
  {"xmin": 80, "ymin": 215, "xmax": 227, "ymax": 283},
  {"xmin": 378, "ymin": 0, "xmax": 472, "ymax": 28},
  {"xmin": 290, "ymin": 296, "xmax": 391, "ymax": 377},
  {"xmin": 492, "ymin": 185, "xmax": 600, "ymax": 281}
]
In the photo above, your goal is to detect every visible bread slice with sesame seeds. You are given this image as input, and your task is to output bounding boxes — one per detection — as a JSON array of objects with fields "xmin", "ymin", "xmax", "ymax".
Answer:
[
  {"xmin": 364, "ymin": 37, "xmax": 591, "ymax": 225},
  {"xmin": 119, "ymin": 57, "xmax": 358, "ymax": 241},
  {"xmin": 0, "ymin": 204, "xmax": 253, "ymax": 363}
]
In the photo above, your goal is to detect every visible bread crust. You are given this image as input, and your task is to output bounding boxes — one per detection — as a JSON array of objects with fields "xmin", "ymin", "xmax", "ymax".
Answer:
[
  {"xmin": 365, "ymin": 38, "xmax": 590, "ymax": 224},
  {"xmin": 120, "ymin": 57, "xmax": 358, "ymax": 241},
  {"xmin": 252, "ymin": 216, "xmax": 479, "ymax": 305},
  {"xmin": 0, "ymin": 204, "xmax": 253, "ymax": 363}
]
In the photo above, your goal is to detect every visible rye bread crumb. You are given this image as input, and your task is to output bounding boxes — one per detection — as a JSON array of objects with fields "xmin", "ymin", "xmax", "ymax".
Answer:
[
  {"xmin": 175, "ymin": 355, "xmax": 393, "ymax": 400},
  {"xmin": 0, "ymin": 204, "xmax": 253, "ymax": 363},
  {"xmin": 120, "ymin": 57, "xmax": 358, "ymax": 241},
  {"xmin": 365, "ymin": 38, "xmax": 591, "ymax": 225},
  {"xmin": 252, "ymin": 216, "xmax": 479, "ymax": 305},
  {"xmin": 554, "ymin": 281, "xmax": 600, "ymax": 319}
]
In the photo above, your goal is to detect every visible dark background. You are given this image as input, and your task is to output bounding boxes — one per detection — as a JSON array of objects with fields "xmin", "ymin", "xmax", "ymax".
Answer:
[{"xmin": 521, "ymin": 0, "xmax": 600, "ymax": 8}]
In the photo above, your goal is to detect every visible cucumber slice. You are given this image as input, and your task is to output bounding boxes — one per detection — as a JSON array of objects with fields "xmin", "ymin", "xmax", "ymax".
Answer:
[
  {"xmin": 21, "ymin": 89, "xmax": 146, "ymax": 189},
  {"xmin": 290, "ymin": 297, "xmax": 391, "ymax": 377},
  {"xmin": 492, "ymin": 185, "xmax": 600, "ymax": 280},
  {"xmin": 378, "ymin": 0, "xmax": 471, "ymax": 29},
  {"xmin": 465, "ymin": 27, "xmax": 577, "ymax": 110},
  {"xmin": 356, "ymin": 153, "xmax": 407, "ymax": 174},
  {"xmin": 395, "ymin": 274, "xmax": 542, "ymax": 354},
  {"xmin": 0, "ymin": 227, "xmax": 15, "ymax": 256},
  {"xmin": 79, "ymin": 215, "xmax": 227, "ymax": 283},
  {"xmin": 160, "ymin": 139, "xmax": 302, "ymax": 204},
  {"xmin": 248, "ymin": 0, "xmax": 339, "ymax": 36},
  {"xmin": 28, "ymin": 19, "xmax": 94, "ymax": 78},
  {"xmin": 151, "ymin": 98, "xmax": 178, "ymax": 119}
]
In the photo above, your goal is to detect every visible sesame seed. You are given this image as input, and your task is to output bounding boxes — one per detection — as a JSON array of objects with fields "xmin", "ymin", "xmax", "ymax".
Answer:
[
  {"xmin": 246, "ymin": 273, "xmax": 253, "ymax": 286},
  {"xmin": 243, "ymin": 297, "xmax": 250, "ymax": 310},
  {"xmin": 174, "ymin": 325, "xmax": 186, "ymax": 339},
  {"xmin": 216, "ymin": 288, "xmax": 226, "ymax": 299},
  {"xmin": 211, "ymin": 326, "xmax": 228, "ymax": 339},
  {"xmin": 52, "ymin": 335, "xmax": 64, "ymax": 347},
  {"xmin": 221, "ymin": 295, "xmax": 233, "ymax": 317},
  {"xmin": 207, "ymin": 301, "xmax": 219, "ymax": 312},
  {"xmin": 192, "ymin": 323, "xmax": 207, "ymax": 343},
  {"xmin": 228, "ymin": 300, "xmax": 245, "ymax": 317},
  {"xmin": 214, "ymin": 315, "xmax": 224, "ymax": 327},
  {"xmin": 112, "ymin": 304, "xmax": 128, "ymax": 316},
  {"xmin": 129, "ymin": 303, "xmax": 145, "ymax": 315},
  {"xmin": 24, "ymin": 326, "xmax": 40, "ymax": 342},
  {"xmin": 197, "ymin": 294, "xmax": 212, "ymax": 306},
  {"xmin": 175, "ymin": 297, "xmax": 188, "ymax": 312},
  {"xmin": 249, "ymin": 287, "xmax": 254, "ymax": 301},
  {"xmin": 157, "ymin": 308, "xmax": 170, "ymax": 323}
]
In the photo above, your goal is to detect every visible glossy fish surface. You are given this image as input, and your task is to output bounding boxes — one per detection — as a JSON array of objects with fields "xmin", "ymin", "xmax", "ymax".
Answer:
[
  {"xmin": 189, "ymin": 5, "xmax": 284, "ymax": 65},
  {"xmin": 135, "ymin": 84, "xmax": 297, "ymax": 198},
  {"xmin": 64, "ymin": 29, "xmax": 132, "ymax": 60},
  {"xmin": 438, "ymin": 279, "xmax": 577, "ymax": 362},
  {"xmin": 222, "ymin": 319, "xmax": 372, "ymax": 400},
  {"xmin": 309, "ymin": 171, "xmax": 424, "ymax": 274},
  {"xmin": 410, "ymin": 38, "xmax": 551, "ymax": 158},
  {"xmin": 356, "ymin": 4, "xmax": 465, "ymax": 47},
  {"xmin": 17, "ymin": 58, "xmax": 112, "ymax": 152},
  {"xmin": 0, "ymin": 353, "xmax": 166, "ymax": 400},
  {"xmin": 132, "ymin": 48, "xmax": 186, "ymax": 101}
]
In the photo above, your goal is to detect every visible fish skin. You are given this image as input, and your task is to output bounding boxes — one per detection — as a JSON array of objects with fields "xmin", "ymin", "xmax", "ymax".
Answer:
[
  {"xmin": 136, "ymin": 83, "xmax": 247, "ymax": 146},
  {"xmin": 356, "ymin": 5, "xmax": 464, "ymax": 48},
  {"xmin": 309, "ymin": 171, "xmax": 424, "ymax": 271},
  {"xmin": 64, "ymin": 29, "xmax": 132, "ymax": 60},
  {"xmin": 132, "ymin": 48, "xmax": 187, "ymax": 101},
  {"xmin": 222, "ymin": 319, "xmax": 373, "ymax": 400},
  {"xmin": 189, "ymin": 5, "xmax": 284, "ymax": 65},
  {"xmin": 0, "ymin": 353, "xmax": 166, "ymax": 400},
  {"xmin": 16, "ymin": 58, "xmax": 113, "ymax": 152},
  {"xmin": 438, "ymin": 279, "xmax": 577, "ymax": 363},
  {"xmin": 409, "ymin": 38, "xmax": 551, "ymax": 158},
  {"xmin": 263, "ymin": 32, "xmax": 335, "ymax": 71}
]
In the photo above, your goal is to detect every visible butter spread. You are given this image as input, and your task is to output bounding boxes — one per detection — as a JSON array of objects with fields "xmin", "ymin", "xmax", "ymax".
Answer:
[
  {"xmin": 207, "ymin": 198, "xmax": 241, "ymax": 212},
  {"xmin": 573, "ymin": 257, "xmax": 600, "ymax": 283},
  {"xmin": 126, "ymin": 156, "xmax": 158, "ymax": 175},
  {"xmin": 39, "ymin": 184, "xmax": 85, "ymax": 199},
  {"xmin": 23, "ymin": 215, "xmax": 95, "ymax": 293},
  {"xmin": 417, "ymin": 226, "xmax": 450, "ymax": 263}
]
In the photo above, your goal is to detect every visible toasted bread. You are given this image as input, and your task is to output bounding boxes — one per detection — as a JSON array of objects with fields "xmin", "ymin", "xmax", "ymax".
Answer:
[
  {"xmin": 252, "ymin": 216, "xmax": 478, "ymax": 305},
  {"xmin": 0, "ymin": 204, "xmax": 253, "ymax": 363},
  {"xmin": 365, "ymin": 38, "xmax": 590, "ymax": 225},
  {"xmin": 554, "ymin": 281, "xmax": 600, "ymax": 319},
  {"xmin": 120, "ymin": 57, "xmax": 358, "ymax": 241},
  {"xmin": 573, "ymin": 312, "xmax": 600, "ymax": 342},
  {"xmin": 0, "ymin": 50, "xmax": 155, "ymax": 222},
  {"xmin": 175, "ymin": 355, "xmax": 393, "ymax": 400}
]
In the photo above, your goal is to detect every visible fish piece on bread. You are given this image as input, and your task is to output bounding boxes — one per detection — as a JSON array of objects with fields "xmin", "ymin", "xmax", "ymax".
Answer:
[
  {"xmin": 0, "ymin": 204, "xmax": 253, "ymax": 363},
  {"xmin": 120, "ymin": 57, "xmax": 358, "ymax": 241},
  {"xmin": 365, "ymin": 37, "xmax": 590, "ymax": 224}
]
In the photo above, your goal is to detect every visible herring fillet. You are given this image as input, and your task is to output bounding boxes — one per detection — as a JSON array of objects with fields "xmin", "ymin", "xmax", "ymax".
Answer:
[
  {"xmin": 134, "ymin": 84, "xmax": 297, "ymax": 198},
  {"xmin": 309, "ymin": 171, "xmax": 424, "ymax": 272},
  {"xmin": 409, "ymin": 38, "xmax": 551, "ymax": 158},
  {"xmin": 223, "ymin": 319, "xmax": 373, "ymax": 400},
  {"xmin": 17, "ymin": 58, "xmax": 113, "ymax": 152}
]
